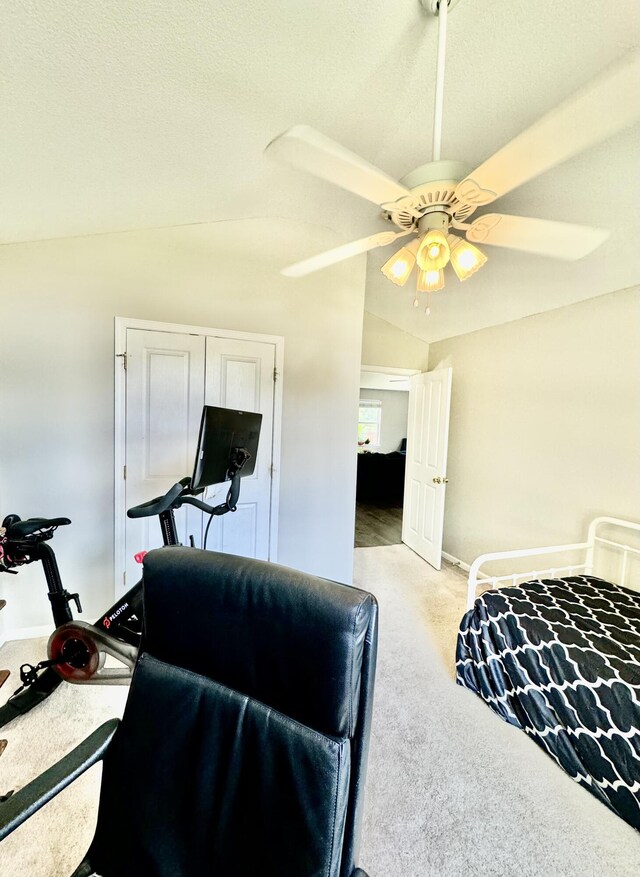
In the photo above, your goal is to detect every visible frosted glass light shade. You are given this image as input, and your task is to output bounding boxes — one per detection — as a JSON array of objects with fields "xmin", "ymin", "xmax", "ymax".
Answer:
[
  {"xmin": 417, "ymin": 229, "xmax": 450, "ymax": 270},
  {"xmin": 381, "ymin": 238, "xmax": 420, "ymax": 287},
  {"xmin": 448, "ymin": 234, "xmax": 487, "ymax": 281},
  {"xmin": 417, "ymin": 268, "xmax": 445, "ymax": 292}
]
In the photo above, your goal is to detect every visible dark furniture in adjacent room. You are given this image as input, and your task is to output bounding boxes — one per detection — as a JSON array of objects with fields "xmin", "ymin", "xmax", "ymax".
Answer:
[
  {"xmin": 356, "ymin": 449, "xmax": 406, "ymax": 504},
  {"xmin": 0, "ymin": 547, "xmax": 379, "ymax": 877}
]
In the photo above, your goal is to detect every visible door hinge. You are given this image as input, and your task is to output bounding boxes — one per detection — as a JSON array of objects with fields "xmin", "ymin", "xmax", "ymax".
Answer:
[
  {"xmin": 123, "ymin": 465, "xmax": 127, "ymax": 480},
  {"xmin": 123, "ymin": 571, "xmax": 126, "ymax": 586},
  {"xmin": 273, "ymin": 367, "xmax": 278, "ymax": 382},
  {"xmin": 117, "ymin": 352, "xmax": 128, "ymax": 370}
]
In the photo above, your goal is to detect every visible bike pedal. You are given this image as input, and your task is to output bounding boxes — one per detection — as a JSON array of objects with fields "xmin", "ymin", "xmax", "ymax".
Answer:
[{"xmin": 0, "ymin": 670, "xmax": 9, "ymax": 689}]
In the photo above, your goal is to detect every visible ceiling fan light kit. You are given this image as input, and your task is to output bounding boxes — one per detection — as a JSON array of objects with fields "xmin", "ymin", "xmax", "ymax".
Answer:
[
  {"xmin": 381, "ymin": 238, "xmax": 420, "ymax": 287},
  {"xmin": 417, "ymin": 268, "xmax": 445, "ymax": 293},
  {"xmin": 266, "ymin": 0, "xmax": 639, "ymax": 318},
  {"xmin": 448, "ymin": 234, "xmax": 487, "ymax": 281},
  {"xmin": 416, "ymin": 221, "xmax": 451, "ymax": 271}
]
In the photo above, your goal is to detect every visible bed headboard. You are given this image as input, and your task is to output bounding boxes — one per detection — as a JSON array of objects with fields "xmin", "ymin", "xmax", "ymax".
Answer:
[
  {"xmin": 466, "ymin": 516, "xmax": 640, "ymax": 611},
  {"xmin": 586, "ymin": 516, "xmax": 640, "ymax": 591}
]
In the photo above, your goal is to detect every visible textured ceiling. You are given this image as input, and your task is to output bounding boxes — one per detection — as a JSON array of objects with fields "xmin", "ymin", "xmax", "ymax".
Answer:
[{"xmin": 2, "ymin": 0, "xmax": 639, "ymax": 342}]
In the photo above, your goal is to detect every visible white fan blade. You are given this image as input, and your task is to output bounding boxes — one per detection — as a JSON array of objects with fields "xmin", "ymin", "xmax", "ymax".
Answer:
[
  {"xmin": 454, "ymin": 52, "xmax": 640, "ymax": 213},
  {"xmin": 266, "ymin": 125, "xmax": 413, "ymax": 208},
  {"xmin": 282, "ymin": 230, "xmax": 414, "ymax": 278},
  {"xmin": 463, "ymin": 213, "xmax": 609, "ymax": 260}
]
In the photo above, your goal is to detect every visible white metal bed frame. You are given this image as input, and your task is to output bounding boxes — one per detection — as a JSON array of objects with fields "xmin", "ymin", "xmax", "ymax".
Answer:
[{"xmin": 466, "ymin": 516, "xmax": 640, "ymax": 611}]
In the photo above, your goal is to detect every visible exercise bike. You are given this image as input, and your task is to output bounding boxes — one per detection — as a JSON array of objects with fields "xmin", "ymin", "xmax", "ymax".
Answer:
[{"xmin": 0, "ymin": 405, "xmax": 262, "ymax": 731}]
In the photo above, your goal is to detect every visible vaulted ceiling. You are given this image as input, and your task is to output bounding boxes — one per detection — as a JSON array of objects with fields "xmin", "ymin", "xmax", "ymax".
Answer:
[{"xmin": 2, "ymin": 0, "xmax": 639, "ymax": 341}]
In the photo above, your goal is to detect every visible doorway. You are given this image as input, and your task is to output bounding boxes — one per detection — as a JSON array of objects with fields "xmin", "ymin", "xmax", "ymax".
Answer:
[
  {"xmin": 355, "ymin": 365, "xmax": 453, "ymax": 571},
  {"xmin": 355, "ymin": 367, "xmax": 415, "ymax": 548}
]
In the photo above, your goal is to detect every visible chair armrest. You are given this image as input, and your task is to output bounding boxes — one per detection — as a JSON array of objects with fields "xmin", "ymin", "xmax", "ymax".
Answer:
[{"xmin": 0, "ymin": 718, "xmax": 119, "ymax": 841}]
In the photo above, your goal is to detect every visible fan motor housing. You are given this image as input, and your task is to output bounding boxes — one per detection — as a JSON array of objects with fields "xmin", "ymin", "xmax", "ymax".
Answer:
[{"xmin": 385, "ymin": 159, "xmax": 470, "ymax": 230}]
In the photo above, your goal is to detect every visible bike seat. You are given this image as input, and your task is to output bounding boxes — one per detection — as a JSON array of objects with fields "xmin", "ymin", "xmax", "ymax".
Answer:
[{"xmin": 5, "ymin": 518, "xmax": 71, "ymax": 538}]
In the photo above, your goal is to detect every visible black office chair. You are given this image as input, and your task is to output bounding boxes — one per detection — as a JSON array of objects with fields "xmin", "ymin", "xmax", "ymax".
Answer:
[{"xmin": 0, "ymin": 546, "xmax": 378, "ymax": 877}]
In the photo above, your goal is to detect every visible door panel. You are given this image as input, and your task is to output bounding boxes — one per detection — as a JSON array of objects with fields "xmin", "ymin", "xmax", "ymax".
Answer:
[
  {"xmin": 422, "ymin": 487, "xmax": 436, "ymax": 542},
  {"xmin": 402, "ymin": 368, "xmax": 452, "ymax": 569},
  {"xmin": 220, "ymin": 504, "xmax": 257, "ymax": 557},
  {"xmin": 408, "ymin": 479, "xmax": 420, "ymax": 532},
  {"xmin": 204, "ymin": 337, "xmax": 275, "ymax": 560},
  {"xmin": 426, "ymin": 381, "xmax": 442, "ymax": 467},
  {"xmin": 124, "ymin": 329, "xmax": 205, "ymax": 589}
]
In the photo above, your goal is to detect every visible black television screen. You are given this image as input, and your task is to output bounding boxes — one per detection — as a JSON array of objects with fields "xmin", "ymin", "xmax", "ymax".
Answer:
[{"xmin": 191, "ymin": 406, "xmax": 262, "ymax": 491}]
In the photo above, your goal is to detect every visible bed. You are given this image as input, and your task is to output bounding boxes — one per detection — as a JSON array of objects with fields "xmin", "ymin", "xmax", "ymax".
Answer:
[{"xmin": 456, "ymin": 517, "xmax": 640, "ymax": 830}]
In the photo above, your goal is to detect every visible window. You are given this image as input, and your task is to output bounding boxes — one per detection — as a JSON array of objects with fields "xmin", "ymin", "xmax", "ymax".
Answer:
[{"xmin": 358, "ymin": 399, "xmax": 382, "ymax": 448}]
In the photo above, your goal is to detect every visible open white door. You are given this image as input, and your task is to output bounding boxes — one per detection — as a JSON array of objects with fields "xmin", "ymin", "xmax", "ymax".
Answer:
[{"xmin": 401, "ymin": 367, "xmax": 452, "ymax": 569}]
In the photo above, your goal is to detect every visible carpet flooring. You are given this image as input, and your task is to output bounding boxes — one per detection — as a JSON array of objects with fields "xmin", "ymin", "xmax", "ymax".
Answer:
[{"xmin": 1, "ymin": 545, "xmax": 639, "ymax": 876}]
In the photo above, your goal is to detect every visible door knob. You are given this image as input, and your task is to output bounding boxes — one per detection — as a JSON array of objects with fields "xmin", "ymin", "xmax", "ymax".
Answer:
[
  {"xmin": 443, "ymin": 477, "xmax": 449, "ymax": 483},
  {"xmin": 432, "ymin": 477, "xmax": 441, "ymax": 484}
]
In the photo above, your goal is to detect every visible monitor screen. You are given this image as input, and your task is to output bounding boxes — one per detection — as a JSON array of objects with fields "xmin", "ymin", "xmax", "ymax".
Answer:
[{"xmin": 191, "ymin": 406, "xmax": 262, "ymax": 491}]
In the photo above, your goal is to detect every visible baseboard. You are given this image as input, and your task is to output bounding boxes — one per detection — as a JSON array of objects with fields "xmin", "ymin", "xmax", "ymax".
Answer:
[
  {"xmin": 442, "ymin": 551, "xmax": 492, "ymax": 582},
  {"xmin": 442, "ymin": 550, "xmax": 471, "ymax": 573},
  {"xmin": 2, "ymin": 624, "xmax": 52, "ymax": 643}
]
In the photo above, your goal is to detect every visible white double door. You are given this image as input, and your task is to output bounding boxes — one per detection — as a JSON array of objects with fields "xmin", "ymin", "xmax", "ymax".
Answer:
[{"xmin": 121, "ymin": 326, "xmax": 278, "ymax": 592}]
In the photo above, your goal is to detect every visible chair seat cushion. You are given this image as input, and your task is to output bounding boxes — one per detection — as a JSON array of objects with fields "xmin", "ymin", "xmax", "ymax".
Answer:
[{"xmin": 91, "ymin": 654, "xmax": 351, "ymax": 877}]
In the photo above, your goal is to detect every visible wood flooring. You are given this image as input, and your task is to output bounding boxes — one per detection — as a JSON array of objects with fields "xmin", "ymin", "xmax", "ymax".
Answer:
[{"xmin": 355, "ymin": 500, "xmax": 403, "ymax": 548}]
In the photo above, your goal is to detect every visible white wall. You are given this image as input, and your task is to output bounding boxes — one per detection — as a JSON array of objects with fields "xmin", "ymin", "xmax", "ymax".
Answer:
[
  {"xmin": 359, "ymin": 388, "xmax": 408, "ymax": 454},
  {"xmin": 428, "ymin": 286, "xmax": 640, "ymax": 565},
  {"xmin": 0, "ymin": 218, "xmax": 366, "ymax": 635},
  {"xmin": 361, "ymin": 310, "xmax": 429, "ymax": 370}
]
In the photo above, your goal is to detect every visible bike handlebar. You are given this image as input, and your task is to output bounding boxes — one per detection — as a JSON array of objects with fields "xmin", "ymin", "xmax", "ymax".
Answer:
[
  {"xmin": 179, "ymin": 495, "xmax": 216, "ymax": 514},
  {"xmin": 126, "ymin": 482, "xmax": 186, "ymax": 519},
  {"xmin": 126, "ymin": 449, "xmax": 250, "ymax": 521},
  {"xmin": 126, "ymin": 477, "xmax": 217, "ymax": 519}
]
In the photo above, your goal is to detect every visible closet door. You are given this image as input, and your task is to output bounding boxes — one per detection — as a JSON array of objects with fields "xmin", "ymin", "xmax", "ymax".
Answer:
[
  {"xmin": 204, "ymin": 337, "xmax": 276, "ymax": 560},
  {"xmin": 116, "ymin": 321, "xmax": 281, "ymax": 597},
  {"xmin": 123, "ymin": 329, "xmax": 205, "ymax": 590}
]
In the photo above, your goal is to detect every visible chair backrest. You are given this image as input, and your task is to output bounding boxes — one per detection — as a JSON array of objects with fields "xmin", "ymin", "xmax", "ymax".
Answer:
[{"xmin": 88, "ymin": 547, "xmax": 378, "ymax": 877}]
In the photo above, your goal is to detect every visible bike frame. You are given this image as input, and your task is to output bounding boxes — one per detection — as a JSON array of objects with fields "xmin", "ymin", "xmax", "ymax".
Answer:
[
  {"xmin": 94, "ymin": 505, "xmax": 179, "ymax": 645},
  {"xmin": 0, "ymin": 453, "xmax": 249, "ymax": 728}
]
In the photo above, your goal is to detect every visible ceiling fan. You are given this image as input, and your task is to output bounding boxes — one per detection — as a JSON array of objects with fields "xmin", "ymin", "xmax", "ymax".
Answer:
[{"xmin": 265, "ymin": 0, "xmax": 640, "ymax": 312}]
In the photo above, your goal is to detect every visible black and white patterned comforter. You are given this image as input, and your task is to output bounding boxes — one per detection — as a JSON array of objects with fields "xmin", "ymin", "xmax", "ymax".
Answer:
[{"xmin": 456, "ymin": 575, "xmax": 640, "ymax": 829}]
